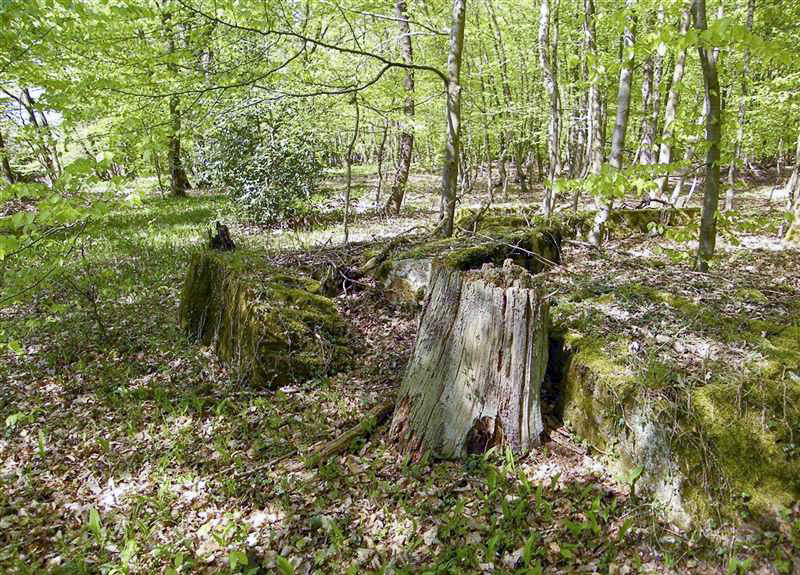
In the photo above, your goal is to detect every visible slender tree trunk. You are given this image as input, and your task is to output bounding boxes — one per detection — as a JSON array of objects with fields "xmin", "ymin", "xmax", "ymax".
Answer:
[
  {"xmin": 439, "ymin": 0, "xmax": 466, "ymax": 237},
  {"xmin": 669, "ymin": 134, "xmax": 699, "ymax": 206},
  {"xmin": 385, "ymin": 0, "xmax": 416, "ymax": 214},
  {"xmin": 585, "ymin": 0, "xmax": 603, "ymax": 177},
  {"xmin": 0, "ymin": 128, "xmax": 16, "ymax": 184},
  {"xmin": 375, "ymin": 121, "xmax": 389, "ymax": 206},
  {"xmin": 694, "ymin": 0, "xmax": 722, "ymax": 272},
  {"xmin": 725, "ymin": 0, "xmax": 754, "ymax": 211},
  {"xmin": 344, "ymin": 97, "xmax": 359, "ymax": 244},
  {"xmin": 168, "ymin": 95, "xmax": 191, "ymax": 197},
  {"xmin": 656, "ymin": 3, "xmax": 691, "ymax": 198},
  {"xmin": 487, "ymin": 2, "xmax": 527, "ymax": 194},
  {"xmin": 589, "ymin": 0, "xmax": 636, "ymax": 245},
  {"xmin": 163, "ymin": 1, "xmax": 191, "ymax": 197},
  {"xmin": 638, "ymin": 54, "xmax": 655, "ymax": 165},
  {"xmin": 21, "ymin": 89, "xmax": 58, "ymax": 184},
  {"xmin": 649, "ymin": 5, "xmax": 667, "ymax": 162},
  {"xmin": 539, "ymin": 0, "xmax": 561, "ymax": 216}
]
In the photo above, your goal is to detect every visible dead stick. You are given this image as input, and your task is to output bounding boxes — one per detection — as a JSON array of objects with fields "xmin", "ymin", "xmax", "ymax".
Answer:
[{"xmin": 287, "ymin": 401, "xmax": 394, "ymax": 471}]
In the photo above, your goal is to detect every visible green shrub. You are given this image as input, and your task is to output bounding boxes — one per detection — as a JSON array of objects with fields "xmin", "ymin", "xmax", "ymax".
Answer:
[{"xmin": 202, "ymin": 106, "xmax": 326, "ymax": 225}]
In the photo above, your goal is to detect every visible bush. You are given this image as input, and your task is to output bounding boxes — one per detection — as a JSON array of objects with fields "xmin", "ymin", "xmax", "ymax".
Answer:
[{"xmin": 202, "ymin": 107, "xmax": 327, "ymax": 225}]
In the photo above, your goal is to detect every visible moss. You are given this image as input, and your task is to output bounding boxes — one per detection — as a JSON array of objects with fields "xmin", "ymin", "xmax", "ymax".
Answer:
[
  {"xmin": 561, "ymin": 333, "xmax": 637, "ymax": 450},
  {"xmin": 557, "ymin": 289, "xmax": 800, "ymax": 524},
  {"xmin": 682, "ymin": 382, "xmax": 800, "ymax": 519},
  {"xmin": 179, "ymin": 249, "xmax": 350, "ymax": 388}
]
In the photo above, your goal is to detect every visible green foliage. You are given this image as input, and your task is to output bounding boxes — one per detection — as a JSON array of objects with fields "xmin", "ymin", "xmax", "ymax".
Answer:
[{"xmin": 202, "ymin": 105, "xmax": 327, "ymax": 225}]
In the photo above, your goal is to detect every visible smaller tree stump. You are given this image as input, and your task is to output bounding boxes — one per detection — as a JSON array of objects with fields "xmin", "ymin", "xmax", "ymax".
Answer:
[
  {"xmin": 390, "ymin": 258, "xmax": 549, "ymax": 459},
  {"xmin": 209, "ymin": 221, "xmax": 235, "ymax": 251}
]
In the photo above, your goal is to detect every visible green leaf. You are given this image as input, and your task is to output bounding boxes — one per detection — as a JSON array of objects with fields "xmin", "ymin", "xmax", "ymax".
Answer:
[{"xmin": 276, "ymin": 556, "xmax": 294, "ymax": 575}]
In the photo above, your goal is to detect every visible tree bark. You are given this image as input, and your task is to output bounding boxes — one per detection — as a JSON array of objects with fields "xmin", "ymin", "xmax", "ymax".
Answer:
[
  {"xmin": 344, "ymin": 97, "xmax": 359, "ymax": 244},
  {"xmin": 656, "ymin": 3, "xmax": 691, "ymax": 197},
  {"xmin": 649, "ymin": 4, "xmax": 667, "ymax": 162},
  {"xmin": 385, "ymin": 0, "xmax": 415, "ymax": 214},
  {"xmin": 539, "ymin": 0, "xmax": 561, "ymax": 216},
  {"xmin": 374, "ymin": 121, "xmax": 389, "ymax": 206},
  {"xmin": 439, "ymin": 0, "xmax": 466, "ymax": 237},
  {"xmin": 694, "ymin": 0, "xmax": 722, "ymax": 272},
  {"xmin": 390, "ymin": 260, "xmax": 549, "ymax": 459},
  {"xmin": 589, "ymin": 0, "xmax": 636, "ymax": 245},
  {"xmin": 487, "ymin": 2, "xmax": 527, "ymax": 194},
  {"xmin": 163, "ymin": 0, "xmax": 191, "ymax": 197},
  {"xmin": 637, "ymin": 52, "xmax": 655, "ymax": 165},
  {"xmin": 585, "ymin": 0, "xmax": 603, "ymax": 177},
  {"xmin": 725, "ymin": 0, "xmax": 754, "ymax": 211},
  {"xmin": 0, "ymin": 127, "xmax": 16, "ymax": 184}
]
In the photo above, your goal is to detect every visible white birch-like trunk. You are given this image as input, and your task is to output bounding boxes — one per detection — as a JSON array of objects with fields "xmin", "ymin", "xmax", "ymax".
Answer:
[
  {"xmin": 440, "ymin": 0, "xmax": 466, "ymax": 237},
  {"xmin": 589, "ymin": 0, "xmax": 636, "ymax": 245}
]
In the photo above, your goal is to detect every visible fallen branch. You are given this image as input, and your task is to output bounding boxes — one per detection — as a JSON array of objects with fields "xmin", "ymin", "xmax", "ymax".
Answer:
[
  {"xmin": 210, "ymin": 449, "xmax": 298, "ymax": 481},
  {"xmin": 287, "ymin": 401, "xmax": 394, "ymax": 471}
]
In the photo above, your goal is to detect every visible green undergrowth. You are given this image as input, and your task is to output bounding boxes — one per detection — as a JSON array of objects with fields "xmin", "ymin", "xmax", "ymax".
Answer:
[{"xmin": 1, "ymin": 188, "xmax": 798, "ymax": 574}]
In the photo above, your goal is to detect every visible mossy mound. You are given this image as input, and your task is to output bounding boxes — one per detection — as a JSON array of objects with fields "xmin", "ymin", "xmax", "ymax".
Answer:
[
  {"xmin": 179, "ymin": 250, "xmax": 350, "ymax": 388},
  {"xmin": 553, "ymin": 287, "xmax": 800, "ymax": 527}
]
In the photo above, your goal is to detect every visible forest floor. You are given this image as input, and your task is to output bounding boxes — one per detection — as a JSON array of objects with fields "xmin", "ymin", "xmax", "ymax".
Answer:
[{"xmin": 0, "ymin": 173, "xmax": 798, "ymax": 574}]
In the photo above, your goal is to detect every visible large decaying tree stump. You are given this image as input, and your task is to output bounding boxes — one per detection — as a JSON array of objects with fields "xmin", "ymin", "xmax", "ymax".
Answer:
[
  {"xmin": 179, "ymin": 251, "xmax": 350, "ymax": 388},
  {"xmin": 390, "ymin": 258, "xmax": 549, "ymax": 459}
]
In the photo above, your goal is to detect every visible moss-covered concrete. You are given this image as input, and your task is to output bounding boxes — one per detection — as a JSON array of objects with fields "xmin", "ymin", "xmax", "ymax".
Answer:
[
  {"xmin": 554, "ymin": 288, "xmax": 800, "ymax": 527},
  {"xmin": 179, "ymin": 250, "xmax": 350, "ymax": 388}
]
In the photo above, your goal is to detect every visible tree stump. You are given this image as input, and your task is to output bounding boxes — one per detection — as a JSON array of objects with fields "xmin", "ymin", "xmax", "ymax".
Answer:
[{"xmin": 390, "ymin": 258, "xmax": 550, "ymax": 459}]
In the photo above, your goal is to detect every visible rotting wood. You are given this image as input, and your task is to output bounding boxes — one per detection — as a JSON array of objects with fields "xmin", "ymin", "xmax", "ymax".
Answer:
[
  {"xmin": 391, "ymin": 259, "xmax": 549, "ymax": 460},
  {"xmin": 287, "ymin": 401, "xmax": 395, "ymax": 471}
]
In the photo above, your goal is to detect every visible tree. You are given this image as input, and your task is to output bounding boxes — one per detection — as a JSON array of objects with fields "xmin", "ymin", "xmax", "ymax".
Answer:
[
  {"xmin": 538, "ymin": 0, "xmax": 561, "ymax": 216},
  {"xmin": 693, "ymin": 0, "xmax": 722, "ymax": 272},
  {"xmin": 439, "ymin": 0, "xmax": 467, "ymax": 237},
  {"xmin": 384, "ymin": 1, "xmax": 416, "ymax": 215},
  {"xmin": 655, "ymin": 2, "xmax": 692, "ymax": 198},
  {"xmin": 588, "ymin": 0, "xmax": 636, "ymax": 246}
]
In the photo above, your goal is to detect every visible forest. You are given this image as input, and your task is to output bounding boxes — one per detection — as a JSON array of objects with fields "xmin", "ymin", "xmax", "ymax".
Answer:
[{"xmin": 1, "ymin": 0, "xmax": 800, "ymax": 573}]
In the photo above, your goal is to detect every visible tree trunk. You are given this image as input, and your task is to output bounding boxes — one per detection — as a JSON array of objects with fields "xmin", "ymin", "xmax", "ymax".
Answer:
[
  {"xmin": 168, "ymin": 95, "xmax": 191, "ymax": 197},
  {"xmin": 725, "ymin": 0, "xmax": 754, "ymax": 211},
  {"xmin": 783, "ymin": 132, "xmax": 800, "ymax": 242},
  {"xmin": 163, "ymin": 1, "xmax": 191, "ymax": 197},
  {"xmin": 487, "ymin": 2, "xmax": 527, "ymax": 195},
  {"xmin": 637, "ymin": 53, "xmax": 654, "ymax": 165},
  {"xmin": 649, "ymin": 4, "xmax": 667, "ymax": 162},
  {"xmin": 344, "ymin": 97, "xmax": 359, "ymax": 244},
  {"xmin": 439, "ymin": 0, "xmax": 466, "ymax": 237},
  {"xmin": 375, "ymin": 121, "xmax": 389, "ymax": 206},
  {"xmin": 390, "ymin": 259, "xmax": 549, "ymax": 459},
  {"xmin": 539, "ymin": 0, "xmax": 561, "ymax": 216},
  {"xmin": 0, "ymin": 127, "xmax": 16, "ymax": 184},
  {"xmin": 656, "ymin": 3, "xmax": 691, "ymax": 197},
  {"xmin": 385, "ymin": 0, "xmax": 416, "ymax": 214},
  {"xmin": 694, "ymin": 0, "xmax": 722, "ymax": 272},
  {"xmin": 21, "ymin": 89, "xmax": 58, "ymax": 184},
  {"xmin": 585, "ymin": 0, "xmax": 603, "ymax": 177},
  {"xmin": 589, "ymin": 0, "xmax": 636, "ymax": 245}
]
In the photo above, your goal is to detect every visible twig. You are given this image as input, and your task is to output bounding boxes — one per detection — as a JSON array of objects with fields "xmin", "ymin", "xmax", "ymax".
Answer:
[{"xmin": 211, "ymin": 449, "xmax": 298, "ymax": 481}]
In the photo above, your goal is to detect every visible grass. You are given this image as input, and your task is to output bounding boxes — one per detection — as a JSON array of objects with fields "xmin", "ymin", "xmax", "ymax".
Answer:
[{"xmin": 0, "ymin": 186, "xmax": 798, "ymax": 574}]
